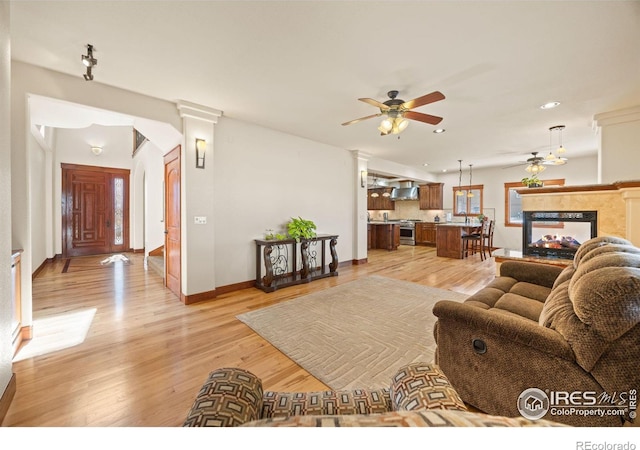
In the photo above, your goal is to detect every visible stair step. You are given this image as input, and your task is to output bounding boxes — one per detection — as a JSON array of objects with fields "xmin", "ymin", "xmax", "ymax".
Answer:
[{"xmin": 147, "ymin": 255, "xmax": 164, "ymax": 278}]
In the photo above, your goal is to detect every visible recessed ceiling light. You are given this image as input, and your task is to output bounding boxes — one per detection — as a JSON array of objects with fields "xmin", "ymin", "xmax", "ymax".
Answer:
[
  {"xmin": 540, "ymin": 101, "xmax": 560, "ymax": 110},
  {"xmin": 442, "ymin": 169, "xmax": 447, "ymax": 173},
  {"xmin": 433, "ymin": 128, "xmax": 446, "ymax": 134},
  {"xmin": 423, "ymin": 163, "xmax": 429, "ymax": 167}
]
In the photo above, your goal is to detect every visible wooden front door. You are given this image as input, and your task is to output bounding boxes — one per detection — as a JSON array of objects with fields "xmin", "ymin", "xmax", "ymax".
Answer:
[
  {"xmin": 62, "ymin": 164, "xmax": 130, "ymax": 257},
  {"xmin": 164, "ymin": 146, "xmax": 181, "ymax": 299}
]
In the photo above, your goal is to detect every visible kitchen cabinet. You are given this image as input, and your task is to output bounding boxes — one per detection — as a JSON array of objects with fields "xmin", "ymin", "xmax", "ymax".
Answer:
[
  {"xmin": 367, "ymin": 188, "xmax": 395, "ymax": 211},
  {"xmin": 419, "ymin": 183, "xmax": 443, "ymax": 210},
  {"xmin": 436, "ymin": 224, "xmax": 481, "ymax": 259},
  {"xmin": 415, "ymin": 222, "xmax": 437, "ymax": 246},
  {"xmin": 368, "ymin": 223, "xmax": 400, "ymax": 251}
]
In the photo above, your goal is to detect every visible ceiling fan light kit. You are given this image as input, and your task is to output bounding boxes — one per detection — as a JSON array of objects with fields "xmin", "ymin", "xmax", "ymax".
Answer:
[{"xmin": 342, "ymin": 90, "xmax": 445, "ymax": 136}]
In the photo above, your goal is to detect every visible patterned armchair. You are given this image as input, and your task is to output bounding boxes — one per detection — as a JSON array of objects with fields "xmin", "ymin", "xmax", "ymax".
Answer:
[{"xmin": 182, "ymin": 363, "xmax": 564, "ymax": 427}]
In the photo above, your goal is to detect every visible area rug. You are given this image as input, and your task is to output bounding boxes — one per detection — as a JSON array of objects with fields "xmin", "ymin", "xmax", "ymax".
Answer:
[{"xmin": 236, "ymin": 275, "xmax": 468, "ymax": 390}]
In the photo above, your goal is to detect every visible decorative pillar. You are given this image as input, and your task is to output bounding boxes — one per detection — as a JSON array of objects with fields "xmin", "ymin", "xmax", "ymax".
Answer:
[
  {"xmin": 594, "ymin": 106, "xmax": 640, "ymax": 184},
  {"xmin": 622, "ymin": 188, "xmax": 640, "ymax": 246},
  {"xmin": 176, "ymin": 101, "xmax": 222, "ymax": 300},
  {"xmin": 351, "ymin": 150, "xmax": 370, "ymax": 264}
]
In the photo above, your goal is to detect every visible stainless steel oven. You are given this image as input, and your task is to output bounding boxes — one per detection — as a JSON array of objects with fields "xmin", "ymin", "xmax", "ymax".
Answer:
[{"xmin": 399, "ymin": 221, "xmax": 417, "ymax": 246}]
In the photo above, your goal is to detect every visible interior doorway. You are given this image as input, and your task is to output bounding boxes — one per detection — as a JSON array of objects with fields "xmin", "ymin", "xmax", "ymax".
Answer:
[
  {"xmin": 164, "ymin": 146, "xmax": 181, "ymax": 299},
  {"xmin": 61, "ymin": 163, "xmax": 131, "ymax": 257}
]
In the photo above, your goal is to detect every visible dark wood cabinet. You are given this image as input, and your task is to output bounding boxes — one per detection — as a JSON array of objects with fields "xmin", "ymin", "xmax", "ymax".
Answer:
[
  {"xmin": 418, "ymin": 183, "xmax": 443, "ymax": 210},
  {"xmin": 367, "ymin": 188, "xmax": 395, "ymax": 210},
  {"xmin": 415, "ymin": 222, "xmax": 437, "ymax": 245},
  {"xmin": 367, "ymin": 223, "xmax": 400, "ymax": 251}
]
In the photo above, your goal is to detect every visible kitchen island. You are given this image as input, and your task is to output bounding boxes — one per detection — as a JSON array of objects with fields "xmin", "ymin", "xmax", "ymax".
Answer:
[
  {"xmin": 367, "ymin": 222, "xmax": 401, "ymax": 251},
  {"xmin": 436, "ymin": 223, "xmax": 481, "ymax": 259}
]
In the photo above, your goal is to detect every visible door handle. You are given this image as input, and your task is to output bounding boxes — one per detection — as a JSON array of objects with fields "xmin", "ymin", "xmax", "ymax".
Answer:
[
  {"xmin": 106, "ymin": 220, "xmax": 111, "ymax": 228},
  {"xmin": 164, "ymin": 230, "xmax": 168, "ymax": 235}
]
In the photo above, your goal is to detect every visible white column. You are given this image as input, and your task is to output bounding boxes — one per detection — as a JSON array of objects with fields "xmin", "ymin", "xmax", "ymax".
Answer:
[
  {"xmin": 594, "ymin": 106, "xmax": 640, "ymax": 184},
  {"xmin": 351, "ymin": 150, "xmax": 370, "ymax": 263},
  {"xmin": 621, "ymin": 188, "xmax": 640, "ymax": 246},
  {"xmin": 176, "ymin": 101, "xmax": 222, "ymax": 297}
]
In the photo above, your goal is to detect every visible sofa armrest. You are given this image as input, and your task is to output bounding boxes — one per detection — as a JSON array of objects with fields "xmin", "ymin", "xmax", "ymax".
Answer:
[
  {"xmin": 433, "ymin": 300, "xmax": 575, "ymax": 361},
  {"xmin": 499, "ymin": 261, "xmax": 563, "ymax": 289},
  {"xmin": 390, "ymin": 363, "xmax": 467, "ymax": 412},
  {"xmin": 183, "ymin": 367, "xmax": 264, "ymax": 427}
]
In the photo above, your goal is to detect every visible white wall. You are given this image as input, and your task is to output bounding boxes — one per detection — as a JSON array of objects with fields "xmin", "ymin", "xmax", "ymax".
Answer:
[
  {"xmin": 0, "ymin": 0, "xmax": 13, "ymax": 398},
  {"xmin": 435, "ymin": 154, "xmax": 599, "ymax": 250},
  {"xmin": 213, "ymin": 117, "xmax": 355, "ymax": 287}
]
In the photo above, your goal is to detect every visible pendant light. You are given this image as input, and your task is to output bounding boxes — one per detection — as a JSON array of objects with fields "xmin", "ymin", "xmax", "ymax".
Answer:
[
  {"xmin": 456, "ymin": 160, "xmax": 464, "ymax": 196},
  {"xmin": 544, "ymin": 125, "xmax": 568, "ymax": 165},
  {"xmin": 467, "ymin": 164, "xmax": 474, "ymax": 197}
]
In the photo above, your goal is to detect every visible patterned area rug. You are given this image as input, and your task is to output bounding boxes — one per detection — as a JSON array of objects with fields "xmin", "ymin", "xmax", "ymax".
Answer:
[{"xmin": 237, "ymin": 275, "xmax": 468, "ymax": 390}]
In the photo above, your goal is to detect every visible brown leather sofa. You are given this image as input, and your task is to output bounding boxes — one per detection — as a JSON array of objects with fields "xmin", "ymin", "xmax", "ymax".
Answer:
[{"xmin": 433, "ymin": 236, "xmax": 640, "ymax": 427}]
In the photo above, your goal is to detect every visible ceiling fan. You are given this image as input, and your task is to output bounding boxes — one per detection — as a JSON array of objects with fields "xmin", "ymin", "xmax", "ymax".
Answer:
[
  {"xmin": 502, "ymin": 152, "xmax": 547, "ymax": 173},
  {"xmin": 341, "ymin": 90, "xmax": 445, "ymax": 135}
]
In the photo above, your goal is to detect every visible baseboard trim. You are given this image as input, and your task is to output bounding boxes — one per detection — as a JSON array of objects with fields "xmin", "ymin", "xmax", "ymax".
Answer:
[
  {"xmin": 182, "ymin": 289, "xmax": 216, "ymax": 305},
  {"xmin": 132, "ymin": 248, "xmax": 145, "ymax": 254},
  {"xmin": 215, "ymin": 280, "xmax": 255, "ymax": 297},
  {"xmin": 351, "ymin": 258, "xmax": 368, "ymax": 265},
  {"xmin": 0, "ymin": 373, "xmax": 17, "ymax": 425},
  {"xmin": 32, "ymin": 255, "xmax": 60, "ymax": 280}
]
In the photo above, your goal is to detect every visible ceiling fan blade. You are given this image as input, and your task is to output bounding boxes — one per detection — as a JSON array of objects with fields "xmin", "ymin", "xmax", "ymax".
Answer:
[
  {"xmin": 401, "ymin": 91, "xmax": 445, "ymax": 110},
  {"xmin": 341, "ymin": 113, "xmax": 382, "ymax": 126},
  {"xmin": 358, "ymin": 98, "xmax": 390, "ymax": 110},
  {"xmin": 404, "ymin": 110, "xmax": 443, "ymax": 125},
  {"xmin": 501, "ymin": 163, "xmax": 526, "ymax": 169}
]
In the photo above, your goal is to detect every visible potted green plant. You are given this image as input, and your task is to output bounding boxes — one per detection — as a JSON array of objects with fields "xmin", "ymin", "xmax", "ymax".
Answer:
[
  {"xmin": 287, "ymin": 217, "xmax": 317, "ymax": 241},
  {"xmin": 521, "ymin": 175, "xmax": 543, "ymax": 188}
]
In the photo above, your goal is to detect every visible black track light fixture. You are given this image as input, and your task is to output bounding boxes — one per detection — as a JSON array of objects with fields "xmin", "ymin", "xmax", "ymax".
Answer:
[{"xmin": 81, "ymin": 44, "xmax": 97, "ymax": 81}]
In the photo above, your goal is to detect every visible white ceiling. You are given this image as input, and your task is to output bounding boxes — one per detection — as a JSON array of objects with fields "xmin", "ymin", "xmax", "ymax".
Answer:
[{"xmin": 10, "ymin": 1, "xmax": 640, "ymax": 174}]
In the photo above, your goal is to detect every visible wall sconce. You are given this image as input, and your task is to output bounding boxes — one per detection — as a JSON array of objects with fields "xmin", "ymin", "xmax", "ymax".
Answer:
[
  {"xmin": 360, "ymin": 170, "xmax": 368, "ymax": 188},
  {"xmin": 195, "ymin": 138, "xmax": 206, "ymax": 169},
  {"xmin": 90, "ymin": 146, "xmax": 103, "ymax": 156}
]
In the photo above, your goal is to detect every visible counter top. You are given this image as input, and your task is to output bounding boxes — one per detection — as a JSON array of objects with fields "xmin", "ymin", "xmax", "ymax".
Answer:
[
  {"xmin": 368, "ymin": 221, "xmax": 401, "ymax": 225},
  {"xmin": 436, "ymin": 222, "xmax": 481, "ymax": 227}
]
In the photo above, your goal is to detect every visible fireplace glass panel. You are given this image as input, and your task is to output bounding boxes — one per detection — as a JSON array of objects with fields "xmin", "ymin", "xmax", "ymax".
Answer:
[{"xmin": 523, "ymin": 211, "xmax": 597, "ymax": 259}]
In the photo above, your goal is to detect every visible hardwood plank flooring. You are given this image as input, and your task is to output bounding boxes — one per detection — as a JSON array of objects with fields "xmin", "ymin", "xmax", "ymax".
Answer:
[{"xmin": 3, "ymin": 246, "xmax": 496, "ymax": 426}]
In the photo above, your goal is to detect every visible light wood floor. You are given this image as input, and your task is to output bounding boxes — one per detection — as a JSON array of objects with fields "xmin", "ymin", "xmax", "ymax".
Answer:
[{"xmin": 3, "ymin": 246, "xmax": 496, "ymax": 426}]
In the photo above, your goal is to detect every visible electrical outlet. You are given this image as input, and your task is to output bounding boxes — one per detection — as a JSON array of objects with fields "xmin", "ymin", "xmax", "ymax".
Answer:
[{"xmin": 194, "ymin": 216, "xmax": 207, "ymax": 225}]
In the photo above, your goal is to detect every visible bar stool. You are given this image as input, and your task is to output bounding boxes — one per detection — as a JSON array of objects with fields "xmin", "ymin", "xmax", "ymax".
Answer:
[{"xmin": 461, "ymin": 223, "xmax": 482, "ymax": 258}]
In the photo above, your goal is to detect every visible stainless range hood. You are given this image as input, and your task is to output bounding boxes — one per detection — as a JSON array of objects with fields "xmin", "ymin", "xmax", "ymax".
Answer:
[{"xmin": 390, "ymin": 181, "xmax": 419, "ymax": 201}]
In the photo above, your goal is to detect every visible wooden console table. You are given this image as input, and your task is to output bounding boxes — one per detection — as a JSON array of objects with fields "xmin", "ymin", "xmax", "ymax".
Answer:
[{"xmin": 254, "ymin": 234, "xmax": 339, "ymax": 292}]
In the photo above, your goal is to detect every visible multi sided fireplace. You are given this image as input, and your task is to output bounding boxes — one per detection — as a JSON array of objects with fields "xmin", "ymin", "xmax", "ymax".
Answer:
[{"xmin": 522, "ymin": 211, "xmax": 598, "ymax": 259}]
